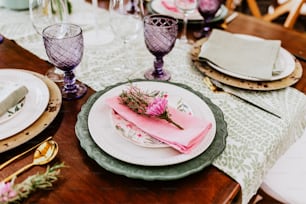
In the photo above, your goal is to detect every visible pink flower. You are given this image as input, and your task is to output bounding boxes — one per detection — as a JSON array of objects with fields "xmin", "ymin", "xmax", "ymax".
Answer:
[
  {"xmin": 145, "ymin": 97, "xmax": 168, "ymax": 116},
  {"xmin": 0, "ymin": 181, "xmax": 17, "ymax": 202},
  {"xmin": 119, "ymin": 85, "xmax": 183, "ymax": 130}
]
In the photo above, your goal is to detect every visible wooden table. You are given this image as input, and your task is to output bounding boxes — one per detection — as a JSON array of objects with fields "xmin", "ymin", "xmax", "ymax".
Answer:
[{"xmin": 0, "ymin": 11, "xmax": 305, "ymax": 203}]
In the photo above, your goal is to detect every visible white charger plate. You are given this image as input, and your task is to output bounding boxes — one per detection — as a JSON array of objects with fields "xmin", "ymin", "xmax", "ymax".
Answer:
[
  {"xmin": 150, "ymin": 0, "xmax": 227, "ymax": 22},
  {"xmin": 0, "ymin": 69, "xmax": 49, "ymax": 140},
  {"xmin": 206, "ymin": 34, "xmax": 296, "ymax": 81},
  {"xmin": 88, "ymin": 81, "xmax": 216, "ymax": 166}
]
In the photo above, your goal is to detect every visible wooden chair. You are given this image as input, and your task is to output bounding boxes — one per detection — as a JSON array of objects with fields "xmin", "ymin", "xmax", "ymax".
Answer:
[
  {"xmin": 263, "ymin": 0, "xmax": 305, "ymax": 28},
  {"xmin": 225, "ymin": 0, "xmax": 306, "ymax": 28}
]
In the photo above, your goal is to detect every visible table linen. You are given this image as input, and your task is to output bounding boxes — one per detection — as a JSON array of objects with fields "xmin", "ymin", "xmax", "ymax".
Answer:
[
  {"xmin": 199, "ymin": 29, "xmax": 281, "ymax": 80},
  {"xmin": 0, "ymin": 1, "xmax": 305, "ymax": 203}
]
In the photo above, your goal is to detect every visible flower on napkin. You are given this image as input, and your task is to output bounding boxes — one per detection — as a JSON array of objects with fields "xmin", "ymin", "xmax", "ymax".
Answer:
[
  {"xmin": 105, "ymin": 85, "xmax": 212, "ymax": 153},
  {"xmin": 119, "ymin": 85, "xmax": 183, "ymax": 130}
]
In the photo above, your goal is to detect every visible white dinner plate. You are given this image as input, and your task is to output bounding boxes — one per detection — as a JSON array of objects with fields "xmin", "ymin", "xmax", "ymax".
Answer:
[
  {"xmin": 0, "ymin": 69, "xmax": 49, "ymax": 140},
  {"xmin": 0, "ymin": 96, "xmax": 25, "ymax": 124},
  {"xmin": 150, "ymin": 0, "xmax": 227, "ymax": 22},
  {"xmin": 88, "ymin": 81, "xmax": 216, "ymax": 166},
  {"xmin": 206, "ymin": 34, "xmax": 296, "ymax": 81}
]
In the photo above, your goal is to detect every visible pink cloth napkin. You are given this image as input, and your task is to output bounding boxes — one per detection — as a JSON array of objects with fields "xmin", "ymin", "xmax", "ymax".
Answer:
[
  {"xmin": 105, "ymin": 97, "xmax": 212, "ymax": 153},
  {"xmin": 161, "ymin": 0, "xmax": 179, "ymax": 12}
]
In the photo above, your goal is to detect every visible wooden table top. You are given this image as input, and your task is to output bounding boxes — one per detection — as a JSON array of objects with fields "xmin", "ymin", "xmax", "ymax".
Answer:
[{"xmin": 0, "ymin": 10, "xmax": 305, "ymax": 204}]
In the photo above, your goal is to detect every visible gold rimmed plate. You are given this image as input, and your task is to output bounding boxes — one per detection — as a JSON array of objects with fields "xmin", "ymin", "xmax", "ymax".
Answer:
[
  {"xmin": 0, "ymin": 70, "xmax": 62, "ymax": 153},
  {"xmin": 191, "ymin": 38, "xmax": 303, "ymax": 91},
  {"xmin": 0, "ymin": 69, "xmax": 50, "ymax": 139}
]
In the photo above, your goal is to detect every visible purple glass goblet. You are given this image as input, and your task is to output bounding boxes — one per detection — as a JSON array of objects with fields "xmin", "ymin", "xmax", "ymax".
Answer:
[
  {"xmin": 43, "ymin": 23, "xmax": 87, "ymax": 100},
  {"xmin": 143, "ymin": 15, "xmax": 178, "ymax": 81},
  {"xmin": 197, "ymin": 0, "xmax": 222, "ymax": 37}
]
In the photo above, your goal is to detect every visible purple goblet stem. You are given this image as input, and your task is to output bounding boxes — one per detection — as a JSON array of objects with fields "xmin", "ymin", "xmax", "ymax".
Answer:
[
  {"xmin": 202, "ymin": 20, "xmax": 212, "ymax": 34},
  {"xmin": 153, "ymin": 57, "xmax": 165, "ymax": 77},
  {"xmin": 63, "ymin": 70, "xmax": 78, "ymax": 93}
]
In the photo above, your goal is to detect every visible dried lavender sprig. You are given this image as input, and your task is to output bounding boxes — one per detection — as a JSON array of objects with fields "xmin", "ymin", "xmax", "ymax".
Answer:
[
  {"xmin": 8, "ymin": 163, "xmax": 65, "ymax": 204},
  {"xmin": 119, "ymin": 85, "xmax": 183, "ymax": 130}
]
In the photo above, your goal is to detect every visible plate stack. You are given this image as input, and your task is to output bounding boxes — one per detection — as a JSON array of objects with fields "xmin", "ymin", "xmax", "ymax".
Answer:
[
  {"xmin": 0, "ymin": 69, "xmax": 62, "ymax": 153},
  {"xmin": 191, "ymin": 29, "xmax": 303, "ymax": 91},
  {"xmin": 75, "ymin": 80, "xmax": 228, "ymax": 180}
]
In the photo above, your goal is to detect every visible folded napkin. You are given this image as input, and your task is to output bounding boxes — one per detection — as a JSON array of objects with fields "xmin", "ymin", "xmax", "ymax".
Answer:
[
  {"xmin": 106, "ymin": 97, "xmax": 212, "ymax": 153},
  {"xmin": 161, "ymin": 0, "xmax": 179, "ymax": 12},
  {"xmin": 0, "ymin": 83, "xmax": 28, "ymax": 116},
  {"xmin": 199, "ymin": 29, "xmax": 281, "ymax": 80}
]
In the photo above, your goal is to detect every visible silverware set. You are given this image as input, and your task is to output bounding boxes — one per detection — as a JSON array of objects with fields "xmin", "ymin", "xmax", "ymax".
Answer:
[{"xmin": 0, "ymin": 137, "xmax": 58, "ymax": 182}]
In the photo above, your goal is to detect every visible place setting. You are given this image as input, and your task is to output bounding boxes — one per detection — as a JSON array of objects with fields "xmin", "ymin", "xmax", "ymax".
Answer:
[
  {"xmin": 75, "ymin": 79, "xmax": 228, "ymax": 180},
  {"xmin": 148, "ymin": 0, "xmax": 228, "ymax": 24},
  {"xmin": 0, "ymin": 68, "xmax": 63, "ymax": 202},
  {"xmin": 74, "ymin": 14, "xmax": 228, "ymax": 180},
  {"xmin": 191, "ymin": 29, "xmax": 303, "ymax": 91},
  {"xmin": 0, "ymin": 69, "xmax": 62, "ymax": 153}
]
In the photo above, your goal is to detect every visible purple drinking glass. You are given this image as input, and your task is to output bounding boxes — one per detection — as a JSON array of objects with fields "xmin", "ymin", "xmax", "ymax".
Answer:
[
  {"xmin": 143, "ymin": 15, "xmax": 178, "ymax": 81},
  {"xmin": 42, "ymin": 23, "xmax": 87, "ymax": 100},
  {"xmin": 197, "ymin": 0, "xmax": 222, "ymax": 37}
]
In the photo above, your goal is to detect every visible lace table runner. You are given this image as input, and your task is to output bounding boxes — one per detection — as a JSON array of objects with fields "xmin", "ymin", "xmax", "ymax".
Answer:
[{"xmin": 1, "ymin": 2, "xmax": 305, "ymax": 203}]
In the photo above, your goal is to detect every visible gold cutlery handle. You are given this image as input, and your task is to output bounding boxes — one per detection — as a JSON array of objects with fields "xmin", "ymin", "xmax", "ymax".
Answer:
[
  {"xmin": 203, "ymin": 77, "xmax": 218, "ymax": 92},
  {"xmin": 2, "ymin": 163, "xmax": 34, "ymax": 183},
  {"xmin": 0, "ymin": 136, "xmax": 52, "ymax": 170}
]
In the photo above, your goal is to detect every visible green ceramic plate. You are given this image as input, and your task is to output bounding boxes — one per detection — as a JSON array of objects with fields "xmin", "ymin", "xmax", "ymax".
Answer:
[{"xmin": 75, "ymin": 79, "xmax": 227, "ymax": 180}]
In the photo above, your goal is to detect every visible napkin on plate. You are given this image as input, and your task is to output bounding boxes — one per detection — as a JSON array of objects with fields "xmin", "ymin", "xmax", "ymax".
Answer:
[
  {"xmin": 161, "ymin": 0, "xmax": 179, "ymax": 12},
  {"xmin": 0, "ymin": 83, "xmax": 28, "ymax": 116},
  {"xmin": 199, "ymin": 29, "xmax": 281, "ymax": 80},
  {"xmin": 106, "ymin": 97, "xmax": 212, "ymax": 153}
]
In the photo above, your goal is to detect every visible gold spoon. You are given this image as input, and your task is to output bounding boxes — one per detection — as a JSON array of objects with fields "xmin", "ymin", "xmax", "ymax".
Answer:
[
  {"xmin": 2, "ymin": 140, "xmax": 59, "ymax": 183},
  {"xmin": 0, "ymin": 136, "xmax": 53, "ymax": 170}
]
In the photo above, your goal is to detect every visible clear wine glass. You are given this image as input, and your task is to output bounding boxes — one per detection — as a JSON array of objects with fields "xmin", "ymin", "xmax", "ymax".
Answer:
[
  {"xmin": 42, "ymin": 23, "xmax": 87, "ymax": 100},
  {"xmin": 143, "ymin": 15, "xmax": 178, "ymax": 81},
  {"xmin": 197, "ymin": 0, "xmax": 222, "ymax": 37},
  {"xmin": 29, "ymin": 0, "xmax": 68, "ymax": 82},
  {"xmin": 80, "ymin": 0, "xmax": 113, "ymax": 45},
  {"xmin": 174, "ymin": 0, "xmax": 197, "ymax": 43},
  {"xmin": 109, "ymin": 0, "xmax": 144, "ymax": 72}
]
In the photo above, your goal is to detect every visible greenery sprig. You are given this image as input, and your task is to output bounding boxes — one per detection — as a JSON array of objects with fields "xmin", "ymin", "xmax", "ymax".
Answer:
[{"xmin": 0, "ymin": 163, "xmax": 65, "ymax": 204}]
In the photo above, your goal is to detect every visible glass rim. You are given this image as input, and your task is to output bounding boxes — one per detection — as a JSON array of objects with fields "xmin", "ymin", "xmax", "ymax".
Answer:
[
  {"xmin": 143, "ymin": 14, "xmax": 178, "ymax": 27},
  {"xmin": 42, "ymin": 23, "xmax": 82, "ymax": 39}
]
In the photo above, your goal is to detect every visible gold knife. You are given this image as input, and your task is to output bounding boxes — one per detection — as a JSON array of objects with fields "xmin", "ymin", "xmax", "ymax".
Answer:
[{"xmin": 203, "ymin": 77, "xmax": 281, "ymax": 119}]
